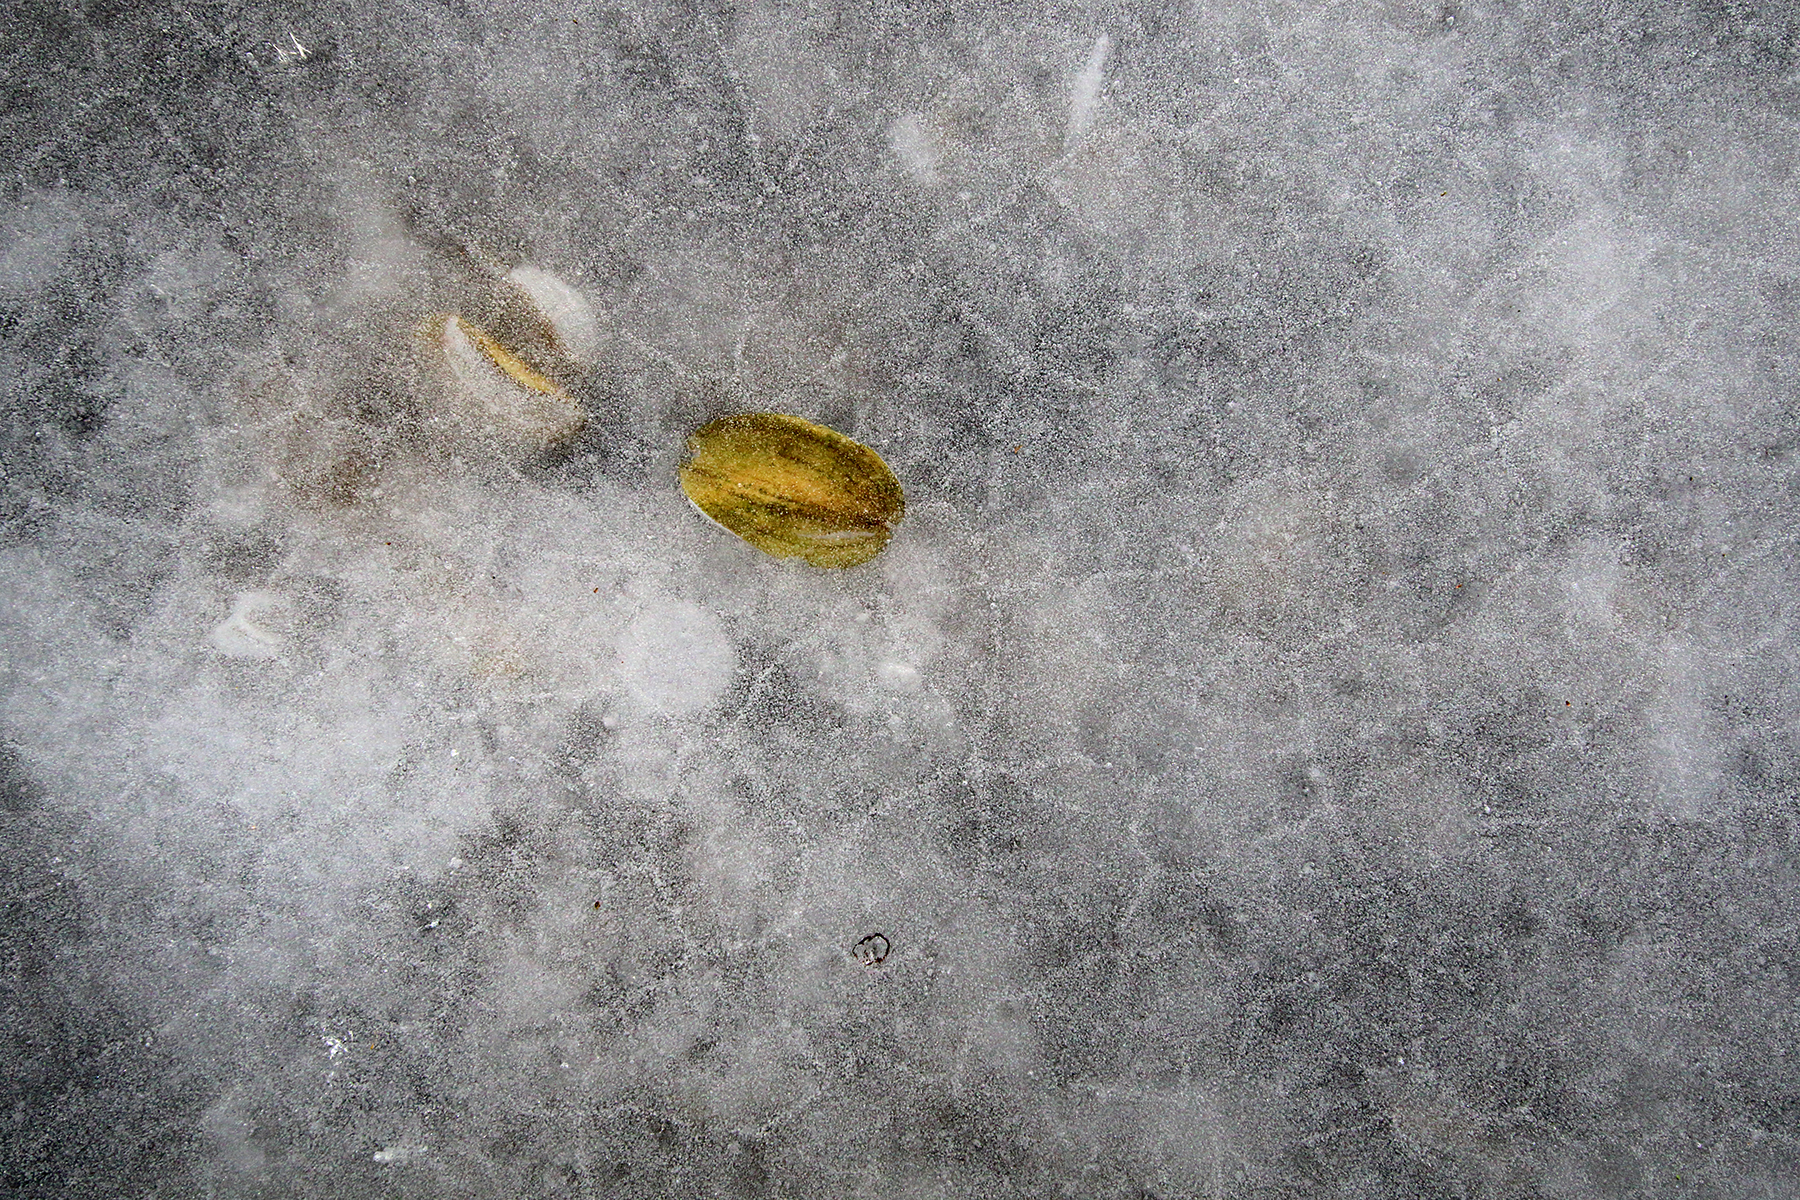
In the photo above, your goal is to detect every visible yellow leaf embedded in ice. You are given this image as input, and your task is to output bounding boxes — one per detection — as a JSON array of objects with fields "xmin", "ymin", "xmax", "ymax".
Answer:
[{"xmin": 678, "ymin": 412, "xmax": 904, "ymax": 569}]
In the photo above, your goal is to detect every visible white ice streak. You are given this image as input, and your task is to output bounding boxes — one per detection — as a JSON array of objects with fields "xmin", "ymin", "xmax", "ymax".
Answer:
[
  {"xmin": 372, "ymin": 1143, "xmax": 429, "ymax": 1165},
  {"xmin": 1065, "ymin": 34, "xmax": 1111, "ymax": 152}
]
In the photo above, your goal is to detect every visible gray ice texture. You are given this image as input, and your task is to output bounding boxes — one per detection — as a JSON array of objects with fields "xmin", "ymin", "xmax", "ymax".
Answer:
[{"xmin": 2, "ymin": 0, "xmax": 1798, "ymax": 1196}]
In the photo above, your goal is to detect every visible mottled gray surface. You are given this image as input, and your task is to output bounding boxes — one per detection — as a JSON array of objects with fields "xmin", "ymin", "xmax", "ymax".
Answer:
[{"xmin": 4, "ymin": 1, "xmax": 1799, "ymax": 1196}]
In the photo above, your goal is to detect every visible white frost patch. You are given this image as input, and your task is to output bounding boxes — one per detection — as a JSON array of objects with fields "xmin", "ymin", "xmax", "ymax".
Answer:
[
  {"xmin": 617, "ymin": 600, "xmax": 735, "ymax": 715},
  {"xmin": 1065, "ymin": 34, "xmax": 1111, "ymax": 152},
  {"xmin": 198, "ymin": 1088, "xmax": 265, "ymax": 1173},
  {"xmin": 1209, "ymin": 473, "xmax": 1335, "ymax": 633},
  {"xmin": 0, "ymin": 191, "xmax": 84, "ymax": 298},
  {"xmin": 889, "ymin": 113, "xmax": 941, "ymax": 187},
  {"xmin": 508, "ymin": 264, "xmax": 601, "ymax": 358},
  {"xmin": 876, "ymin": 659, "xmax": 922, "ymax": 693},
  {"xmin": 208, "ymin": 591, "xmax": 289, "ymax": 659},
  {"xmin": 329, "ymin": 190, "xmax": 421, "ymax": 307},
  {"xmin": 1644, "ymin": 638, "xmax": 1724, "ymax": 819},
  {"xmin": 1560, "ymin": 540, "xmax": 1626, "ymax": 628},
  {"xmin": 372, "ymin": 1143, "xmax": 429, "ymax": 1165}
]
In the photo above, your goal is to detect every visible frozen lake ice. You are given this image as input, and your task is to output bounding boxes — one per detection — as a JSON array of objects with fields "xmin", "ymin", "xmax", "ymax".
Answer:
[{"xmin": 3, "ymin": 0, "xmax": 1799, "ymax": 1195}]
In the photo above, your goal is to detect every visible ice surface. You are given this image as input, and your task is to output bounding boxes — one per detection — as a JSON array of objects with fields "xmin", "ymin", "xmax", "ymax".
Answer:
[{"xmin": 3, "ymin": 0, "xmax": 1799, "ymax": 1195}]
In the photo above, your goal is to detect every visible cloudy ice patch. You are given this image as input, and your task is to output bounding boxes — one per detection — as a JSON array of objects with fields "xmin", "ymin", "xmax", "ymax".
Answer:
[
  {"xmin": 0, "ymin": 191, "xmax": 86, "ymax": 299},
  {"xmin": 617, "ymin": 598, "xmax": 736, "ymax": 716},
  {"xmin": 372, "ymin": 1143, "xmax": 429, "ymax": 1165},
  {"xmin": 507, "ymin": 263, "xmax": 601, "ymax": 359},
  {"xmin": 6, "ymin": 1, "xmax": 1800, "ymax": 1195},
  {"xmin": 207, "ymin": 590, "xmax": 289, "ymax": 659},
  {"xmin": 889, "ymin": 113, "xmax": 941, "ymax": 187}
]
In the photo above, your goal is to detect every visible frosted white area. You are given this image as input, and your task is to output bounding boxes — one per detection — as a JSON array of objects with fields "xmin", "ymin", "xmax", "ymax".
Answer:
[
  {"xmin": 1066, "ymin": 34, "xmax": 1111, "ymax": 150},
  {"xmin": 207, "ymin": 590, "xmax": 290, "ymax": 658},
  {"xmin": 2, "ymin": 0, "xmax": 1798, "ymax": 1197},
  {"xmin": 618, "ymin": 600, "xmax": 737, "ymax": 714},
  {"xmin": 509, "ymin": 263, "xmax": 605, "ymax": 359}
]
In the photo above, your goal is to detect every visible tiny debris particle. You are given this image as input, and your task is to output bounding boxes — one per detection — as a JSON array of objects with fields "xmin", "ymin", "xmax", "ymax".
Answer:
[{"xmin": 853, "ymin": 933, "xmax": 891, "ymax": 966}]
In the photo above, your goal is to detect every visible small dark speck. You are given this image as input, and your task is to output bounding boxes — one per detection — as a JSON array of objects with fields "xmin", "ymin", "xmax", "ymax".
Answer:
[{"xmin": 853, "ymin": 933, "xmax": 890, "ymax": 966}]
